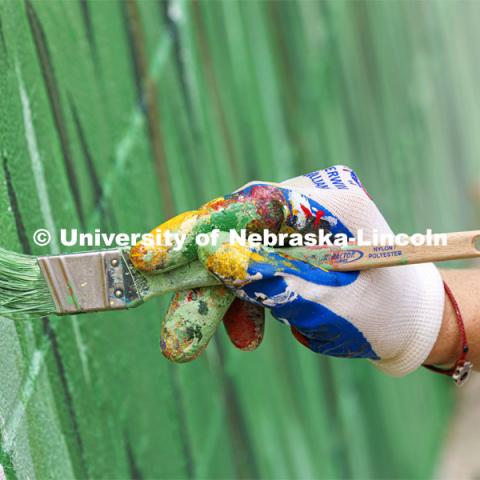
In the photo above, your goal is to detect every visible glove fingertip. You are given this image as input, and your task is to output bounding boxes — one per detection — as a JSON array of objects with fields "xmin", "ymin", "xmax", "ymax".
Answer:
[
  {"xmin": 224, "ymin": 299, "xmax": 265, "ymax": 351},
  {"xmin": 161, "ymin": 287, "xmax": 234, "ymax": 363}
]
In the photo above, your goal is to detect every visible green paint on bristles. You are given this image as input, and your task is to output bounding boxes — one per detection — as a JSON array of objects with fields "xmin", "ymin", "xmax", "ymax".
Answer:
[{"xmin": 0, "ymin": 246, "xmax": 55, "ymax": 319}]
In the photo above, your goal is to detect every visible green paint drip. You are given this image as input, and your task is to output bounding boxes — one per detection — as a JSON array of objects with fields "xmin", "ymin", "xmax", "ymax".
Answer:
[{"xmin": 66, "ymin": 283, "xmax": 80, "ymax": 309}]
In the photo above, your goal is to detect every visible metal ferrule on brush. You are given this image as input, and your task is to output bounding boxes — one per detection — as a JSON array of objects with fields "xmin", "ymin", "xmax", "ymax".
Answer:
[{"xmin": 37, "ymin": 250, "xmax": 144, "ymax": 315}]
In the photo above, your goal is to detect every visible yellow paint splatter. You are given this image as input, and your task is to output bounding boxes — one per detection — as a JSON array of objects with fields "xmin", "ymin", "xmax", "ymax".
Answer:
[
  {"xmin": 206, "ymin": 243, "xmax": 263, "ymax": 285},
  {"xmin": 130, "ymin": 209, "xmax": 209, "ymax": 271}
]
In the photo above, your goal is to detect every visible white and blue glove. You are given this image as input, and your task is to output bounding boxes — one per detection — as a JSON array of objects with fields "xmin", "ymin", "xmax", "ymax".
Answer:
[{"xmin": 197, "ymin": 166, "xmax": 445, "ymax": 376}]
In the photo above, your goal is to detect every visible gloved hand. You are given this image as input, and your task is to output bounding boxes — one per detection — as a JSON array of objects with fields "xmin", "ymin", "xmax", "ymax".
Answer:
[
  {"xmin": 131, "ymin": 171, "xmax": 331, "ymax": 361},
  {"xmin": 131, "ymin": 166, "xmax": 445, "ymax": 375}
]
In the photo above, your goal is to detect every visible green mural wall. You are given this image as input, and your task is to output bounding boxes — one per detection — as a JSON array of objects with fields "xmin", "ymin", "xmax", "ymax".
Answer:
[{"xmin": 1, "ymin": 0, "xmax": 478, "ymax": 478}]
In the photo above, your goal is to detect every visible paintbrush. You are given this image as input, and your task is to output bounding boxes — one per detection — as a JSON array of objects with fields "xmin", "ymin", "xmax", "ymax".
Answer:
[{"xmin": 0, "ymin": 230, "xmax": 479, "ymax": 320}]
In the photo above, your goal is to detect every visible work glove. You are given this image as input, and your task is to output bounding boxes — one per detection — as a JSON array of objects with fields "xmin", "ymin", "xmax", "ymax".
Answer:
[{"xmin": 131, "ymin": 166, "xmax": 445, "ymax": 376}]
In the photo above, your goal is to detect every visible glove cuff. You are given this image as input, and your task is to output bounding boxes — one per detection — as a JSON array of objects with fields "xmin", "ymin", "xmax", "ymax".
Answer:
[{"xmin": 372, "ymin": 265, "xmax": 445, "ymax": 376}]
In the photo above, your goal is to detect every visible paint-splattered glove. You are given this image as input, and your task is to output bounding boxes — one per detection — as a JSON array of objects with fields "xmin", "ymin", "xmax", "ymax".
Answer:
[
  {"xmin": 131, "ymin": 170, "xmax": 329, "ymax": 361},
  {"xmin": 132, "ymin": 166, "xmax": 445, "ymax": 375},
  {"xmin": 200, "ymin": 167, "xmax": 445, "ymax": 375}
]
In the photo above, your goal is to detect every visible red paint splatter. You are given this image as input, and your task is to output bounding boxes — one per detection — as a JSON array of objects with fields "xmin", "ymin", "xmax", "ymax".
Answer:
[
  {"xmin": 314, "ymin": 210, "xmax": 324, "ymax": 227},
  {"xmin": 223, "ymin": 299, "xmax": 265, "ymax": 350},
  {"xmin": 203, "ymin": 197, "xmax": 233, "ymax": 211},
  {"xmin": 300, "ymin": 204, "xmax": 312, "ymax": 218},
  {"xmin": 291, "ymin": 326, "xmax": 310, "ymax": 348}
]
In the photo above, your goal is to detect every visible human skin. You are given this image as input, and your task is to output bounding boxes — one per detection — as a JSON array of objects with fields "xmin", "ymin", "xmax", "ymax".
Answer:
[{"xmin": 426, "ymin": 269, "xmax": 480, "ymax": 370}]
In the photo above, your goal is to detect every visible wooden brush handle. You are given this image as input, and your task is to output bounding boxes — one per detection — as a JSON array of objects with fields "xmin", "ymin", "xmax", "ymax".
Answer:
[
  {"xmin": 146, "ymin": 231, "xmax": 480, "ymax": 298},
  {"xmin": 308, "ymin": 230, "xmax": 480, "ymax": 271}
]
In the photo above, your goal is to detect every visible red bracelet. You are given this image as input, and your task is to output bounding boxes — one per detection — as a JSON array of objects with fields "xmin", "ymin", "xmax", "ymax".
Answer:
[{"xmin": 423, "ymin": 281, "xmax": 473, "ymax": 386}]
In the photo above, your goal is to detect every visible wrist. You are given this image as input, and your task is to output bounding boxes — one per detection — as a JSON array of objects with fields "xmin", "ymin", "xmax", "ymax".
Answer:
[
  {"xmin": 426, "ymin": 269, "xmax": 480, "ymax": 370},
  {"xmin": 425, "ymin": 276, "xmax": 461, "ymax": 366}
]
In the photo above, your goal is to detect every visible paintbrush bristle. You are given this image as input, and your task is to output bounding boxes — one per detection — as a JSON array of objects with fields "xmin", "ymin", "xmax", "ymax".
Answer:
[{"xmin": 0, "ymin": 247, "xmax": 56, "ymax": 319}]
